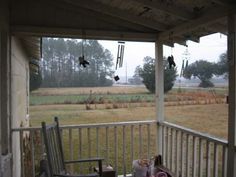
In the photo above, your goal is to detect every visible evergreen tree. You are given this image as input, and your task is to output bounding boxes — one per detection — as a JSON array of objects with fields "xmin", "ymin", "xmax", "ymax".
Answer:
[
  {"xmin": 41, "ymin": 38, "xmax": 114, "ymax": 87},
  {"xmin": 137, "ymin": 56, "xmax": 177, "ymax": 93}
]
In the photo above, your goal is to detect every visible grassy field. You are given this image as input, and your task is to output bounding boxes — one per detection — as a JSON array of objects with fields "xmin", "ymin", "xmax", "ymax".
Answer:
[
  {"xmin": 30, "ymin": 86, "xmax": 228, "ymax": 138},
  {"xmin": 28, "ymin": 86, "xmax": 228, "ymax": 175}
]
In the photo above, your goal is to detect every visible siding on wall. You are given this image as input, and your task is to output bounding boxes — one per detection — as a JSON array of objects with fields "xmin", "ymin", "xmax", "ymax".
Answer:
[{"xmin": 11, "ymin": 36, "xmax": 30, "ymax": 177}]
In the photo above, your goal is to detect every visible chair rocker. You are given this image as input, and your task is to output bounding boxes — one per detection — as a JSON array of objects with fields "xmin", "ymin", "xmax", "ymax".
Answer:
[{"xmin": 41, "ymin": 117, "xmax": 103, "ymax": 177}]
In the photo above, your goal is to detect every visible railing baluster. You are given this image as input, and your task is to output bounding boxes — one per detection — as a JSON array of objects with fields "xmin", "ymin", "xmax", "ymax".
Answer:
[
  {"xmin": 222, "ymin": 146, "xmax": 227, "ymax": 177},
  {"xmin": 139, "ymin": 124, "xmax": 142, "ymax": 158},
  {"xmin": 40, "ymin": 130, "xmax": 45, "ymax": 157},
  {"xmin": 213, "ymin": 143, "xmax": 218, "ymax": 177},
  {"xmin": 181, "ymin": 132, "xmax": 184, "ymax": 177},
  {"xmin": 198, "ymin": 138, "xmax": 203, "ymax": 177},
  {"xmin": 87, "ymin": 128, "xmax": 91, "ymax": 158},
  {"xmin": 170, "ymin": 128, "xmax": 173, "ymax": 171},
  {"xmin": 147, "ymin": 124, "xmax": 150, "ymax": 159},
  {"xmin": 78, "ymin": 128, "xmax": 82, "ymax": 159},
  {"xmin": 176, "ymin": 130, "xmax": 179, "ymax": 176},
  {"xmin": 20, "ymin": 130, "xmax": 25, "ymax": 177},
  {"xmin": 162, "ymin": 125, "xmax": 165, "ymax": 165},
  {"xmin": 206, "ymin": 141, "xmax": 211, "ymax": 177},
  {"xmin": 131, "ymin": 125, "xmax": 134, "ymax": 163},
  {"xmin": 192, "ymin": 136, "xmax": 197, "ymax": 177},
  {"xmin": 123, "ymin": 126, "xmax": 126, "ymax": 176},
  {"xmin": 78, "ymin": 128, "xmax": 82, "ymax": 173},
  {"xmin": 114, "ymin": 126, "xmax": 118, "ymax": 173},
  {"xmin": 96, "ymin": 127, "xmax": 99, "ymax": 157},
  {"xmin": 166, "ymin": 127, "xmax": 169, "ymax": 168},
  {"xmin": 30, "ymin": 130, "xmax": 35, "ymax": 177},
  {"xmin": 186, "ymin": 134, "xmax": 189, "ymax": 177},
  {"xmin": 69, "ymin": 128, "xmax": 74, "ymax": 172},
  {"xmin": 106, "ymin": 127, "xmax": 109, "ymax": 165}
]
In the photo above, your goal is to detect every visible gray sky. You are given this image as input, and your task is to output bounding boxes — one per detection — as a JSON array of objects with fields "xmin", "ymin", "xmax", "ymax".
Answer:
[{"xmin": 99, "ymin": 33, "xmax": 227, "ymax": 77}]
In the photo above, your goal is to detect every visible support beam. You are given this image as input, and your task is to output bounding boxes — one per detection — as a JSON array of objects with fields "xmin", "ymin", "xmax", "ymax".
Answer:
[
  {"xmin": 155, "ymin": 40, "xmax": 164, "ymax": 155},
  {"xmin": 60, "ymin": 0, "xmax": 168, "ymax": 31},
  {"xmin": 227, "ymin": 12, "xmax": 236, "ymax": 177},
  {"xmin": 132, "ymin": 0, "xmax": 194, "ymax": 20},
  {"xmin": 11, "ymin": 25, "xmax": 157, "ymax": 42},
  {"xmin": 158, "ymin": 7, "xmax": 229, "ymax": 40}
]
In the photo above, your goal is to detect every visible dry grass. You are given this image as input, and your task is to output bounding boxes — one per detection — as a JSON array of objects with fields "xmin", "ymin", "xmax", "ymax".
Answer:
[
  {"xmin": 30, "ymin": 104, "xmax": 228, "ymax": 139},
  {"xmin": 31, "ymin": 86, "xmax": 149, "ymax": 96}
]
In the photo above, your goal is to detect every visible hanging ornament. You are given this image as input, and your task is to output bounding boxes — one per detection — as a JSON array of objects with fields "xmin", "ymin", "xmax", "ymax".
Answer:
[
  {"xmin": 79, "ymin": 33, "xmax": 89, "ymax": 68},
  {"xmin": 180, "ymin": 59, "xmax": 185, "ymax": 77},
  {"xmin": 167, "ymin": 55, "xmax": 176, "ymax": 69},
  {"xmin": 180, "ymin": 45, "xmax": 190, "ymax": 77},
  {"xmin": 116, "ymin": 41, "xmax": 125, "ymax": 69},
  {"xmin": 79, "ymin": 55, "xmax": 89, "ymax": 68},
  {"xmin": 114, "ymin": 41, "xmax": 125, "ymax": 81},
  {"xmin": 114, "ymin": 75, "xmax": 120, "ymax": 81}
]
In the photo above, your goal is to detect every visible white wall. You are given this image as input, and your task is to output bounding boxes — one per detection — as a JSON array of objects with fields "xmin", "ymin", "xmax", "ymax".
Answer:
[{"xmin": 11, "ymin": 37, "xmax": 30, "ymax": 177}]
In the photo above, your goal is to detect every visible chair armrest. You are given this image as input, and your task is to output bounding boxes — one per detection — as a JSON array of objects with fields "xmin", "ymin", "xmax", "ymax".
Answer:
[
  {"xmin": 64, "ymin": 158, "xmax": 104, "ymax": 164},
  {"xmin": 54, "ymin": 174, "xmax": 98, "ymax": 177}
]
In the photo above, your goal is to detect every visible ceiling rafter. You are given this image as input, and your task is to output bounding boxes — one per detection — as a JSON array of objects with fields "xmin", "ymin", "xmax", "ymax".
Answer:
[
  {"xmin": 131, "ymin": 0, "xmax": 194, "ymax": 20},
  {"xmin": 44, "ymin": 0, "xmax": 153, "ymax": 32},
  {"xmin": 211, "ymin": 0, "xmax": 230, "ymax": 6},
  {"xmin": 59, "ymin": 0, "xmax": 168, "ymax": 31},
  {"xmin": 158, "ymin": 6, "xmax": 229, "ymax": 40},
  {"xmin": 207, "ymin": 23, "xmax": 227, "ymax": 35}
]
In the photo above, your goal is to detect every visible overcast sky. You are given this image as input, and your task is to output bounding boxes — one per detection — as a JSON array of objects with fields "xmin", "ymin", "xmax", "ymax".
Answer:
[{"xmin": 99, "ymin": 33, "xmax": 227, "ymax": 77}]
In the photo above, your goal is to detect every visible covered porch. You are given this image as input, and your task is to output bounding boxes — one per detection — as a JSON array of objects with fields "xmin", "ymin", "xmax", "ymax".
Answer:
[{"xmin": 1, "ymin": 0, "xmax": 236, "ymax": 177}]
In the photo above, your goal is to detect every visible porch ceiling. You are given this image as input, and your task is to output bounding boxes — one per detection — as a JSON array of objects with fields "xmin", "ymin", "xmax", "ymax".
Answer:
[{"xmin": 10, "ymin": 0, "xmax": 233, "ymax": 59}]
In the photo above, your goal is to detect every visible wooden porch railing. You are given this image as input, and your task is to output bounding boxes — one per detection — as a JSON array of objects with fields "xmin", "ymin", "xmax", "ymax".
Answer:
[
  {"xmin": 12, "ymin": 120, "xmax": 157, "ymax": 177},
  {"xmin": 159, "ymin": 121, "xmax": 228, "ymax": 177},
  {"xmin": 12, "ymin": 120, "xmax": 229, "ymax": 177}
]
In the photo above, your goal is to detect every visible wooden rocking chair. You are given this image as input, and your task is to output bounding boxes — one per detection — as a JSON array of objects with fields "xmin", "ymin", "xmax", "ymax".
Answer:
[{"xmin": 41, "ymin": 117, "xmax": 103, "ymax": 177}]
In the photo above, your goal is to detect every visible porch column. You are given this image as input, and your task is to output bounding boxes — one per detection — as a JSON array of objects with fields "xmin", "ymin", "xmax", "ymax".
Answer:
[
  {"xmin": 155, "ymin": 40, "xmax": 164, "ymax": 155},
  {"xmin": 227, "ymin": 10, "xmax": 236, "ymax": 177}
]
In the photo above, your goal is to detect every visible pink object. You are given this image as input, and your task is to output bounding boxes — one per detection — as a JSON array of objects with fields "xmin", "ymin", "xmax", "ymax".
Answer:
[{"xmin": 155, "ymin": 172, "xmax": 168, "ymax": 177}]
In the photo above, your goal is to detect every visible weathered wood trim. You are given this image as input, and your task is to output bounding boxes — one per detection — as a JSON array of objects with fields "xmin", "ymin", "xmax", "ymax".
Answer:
[{"xmin": 11, "ymin": 25, "xmax": 158, "ymax": 42}]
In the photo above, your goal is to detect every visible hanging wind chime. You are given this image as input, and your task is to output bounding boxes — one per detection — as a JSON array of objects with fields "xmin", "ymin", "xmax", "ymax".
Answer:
[
  {"xmin": 180, "ymin": 46, "xmax": 190, "ymax": 77},
  {"xmin": 114, "ymin": 41, "xmax": 125, "ymax": 81},
  {"xmin": 79, "ymin": 34, "xmax": 90, "ymax": 68}
]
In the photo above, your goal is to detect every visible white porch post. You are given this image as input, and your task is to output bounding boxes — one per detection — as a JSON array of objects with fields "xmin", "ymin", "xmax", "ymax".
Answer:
[
  {"xmin": 227, "ymin": 11, "xmax": 236, "ymax": 177},
  {"xmin": 155, "ymin": 40, "xmax": 164, "ymax": 155}
]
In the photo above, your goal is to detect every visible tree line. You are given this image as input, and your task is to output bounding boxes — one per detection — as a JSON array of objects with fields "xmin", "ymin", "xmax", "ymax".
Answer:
[{"xmin": 39, "ymin": 38, "xmax": 114, "ymax": 88}]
